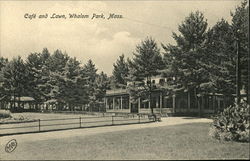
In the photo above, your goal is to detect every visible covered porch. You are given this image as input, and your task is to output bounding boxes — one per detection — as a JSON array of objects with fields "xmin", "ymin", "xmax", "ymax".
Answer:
[{"xmin": 104, "ymin": 89, "xmax": 174, "ymax": 115}]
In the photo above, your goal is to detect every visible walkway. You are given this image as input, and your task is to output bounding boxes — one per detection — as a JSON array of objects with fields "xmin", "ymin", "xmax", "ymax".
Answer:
[{"xmin": 0, "ymin": 117, "xmax": 212, "ymax": 146}]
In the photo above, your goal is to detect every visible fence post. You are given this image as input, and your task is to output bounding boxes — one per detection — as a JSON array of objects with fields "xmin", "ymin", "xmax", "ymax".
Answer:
[
  {"xmin": 79, "ymin": 117, "xmax": 81, "ymax": 128},
  {"xmin": 38, "ymin": 119, "xmax": 41, "ymax": 132},
  {"xmin": 138, "ymin": 114, "xmax": 140, "ymax": 123}
]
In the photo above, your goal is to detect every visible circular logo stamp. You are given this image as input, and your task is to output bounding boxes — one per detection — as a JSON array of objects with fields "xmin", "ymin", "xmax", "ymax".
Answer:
[{"xmin": 5, "ymin": 139, "xmax": 17, "ymax": 153}]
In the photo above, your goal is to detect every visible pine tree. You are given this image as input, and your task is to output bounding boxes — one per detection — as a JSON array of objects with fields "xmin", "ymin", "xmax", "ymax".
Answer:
[
  {"xmin": 162, "ymin": 11, "xmax": 209, "ymax": 112},
  {"xmin": 94, "ymin": 71, "xmax": 110, "ymax": 102},
  {"xmin": 0, "ymin": 57, "xmax": 8, "ymax": 99},
  {"xmin": 128, "ymin": 37, "xmax": 164, "ymax": 113},
  {"xmin": 204, "ymin": 19, "xmax": 235, "ymax": 95},
  {"xmin": 38, "ymin": 48, "xmax": 51, "ymax": 102},
  {"xmin": 26, "ymin": 51, "xmax": 48, "ymax": 103},
  {"xmin": 203, "ymin": 0, "xmax": 249, "ymax": 103},
  {"xmin": 112, "ymin": 54, "xmax": 129, "ymax": 89},
  {"xmin": 45, "ymin": 49, "xmax": 69, "ymax": 106},
  {"xmin": 1, "ymin": 56, "xmax": 29, "ymax": 111},
  {"xmin": 83, "ymin": 59, "xmax": 98, "ymax": 110},
  {"xmin": 58, "ymin": 57, "xmax": 89, "ymax": 111},
  {"xmin": 231, "ymin": 0, "xmax": 249, "ymax": 103},
  {"xmin": 0, "ymin": 57, "xmax": 8, "ymax": 70}
]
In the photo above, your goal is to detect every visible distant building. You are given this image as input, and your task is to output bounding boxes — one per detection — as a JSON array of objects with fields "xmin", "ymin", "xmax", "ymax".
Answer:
[
  {"xmin": 0, "ymin": 96, "xmax": 36, "ymax": 111},
  {"xmin": 104, "ymin": 76, "xmax": 234, "ymax": 116}
]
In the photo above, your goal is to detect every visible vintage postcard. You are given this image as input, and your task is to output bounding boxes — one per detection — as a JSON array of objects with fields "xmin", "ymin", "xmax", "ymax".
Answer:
[{"xmin": 0, "ymin": 0, "xmax": 249, "ymax": 160}]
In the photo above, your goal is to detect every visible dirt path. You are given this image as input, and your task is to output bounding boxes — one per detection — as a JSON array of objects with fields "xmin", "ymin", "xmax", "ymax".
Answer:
[{"xmin": 0, "ymin": 117, "xmax": 212, "ymax": 146}]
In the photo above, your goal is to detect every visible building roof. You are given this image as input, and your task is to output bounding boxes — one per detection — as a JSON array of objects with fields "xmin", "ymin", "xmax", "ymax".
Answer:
[
  {"xmin": 44, "ymin": 99, "xmax": 58, "ymax": 104},
  {"xmin": 106, "ymin": 89, "xmax": 128, "ymax": 96},
  {"xmin": 10, "ymin": 96, "xmax": 35, "ymax": 102}
]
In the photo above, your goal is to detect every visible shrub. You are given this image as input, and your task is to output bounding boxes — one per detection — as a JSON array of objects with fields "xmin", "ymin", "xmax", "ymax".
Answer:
[
  {"xmin": 0, "ymin": 109, "xmax": 12, "ymax": 119},
  {"xmin": 210, "ymin": 101, "xmax": 250, "ymax": 142}
]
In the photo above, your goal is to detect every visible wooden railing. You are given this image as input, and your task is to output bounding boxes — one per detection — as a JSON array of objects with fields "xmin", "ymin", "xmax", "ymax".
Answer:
[{"xmin": 0, "ymin": 114, "xmax": 153, "ymax": 136}]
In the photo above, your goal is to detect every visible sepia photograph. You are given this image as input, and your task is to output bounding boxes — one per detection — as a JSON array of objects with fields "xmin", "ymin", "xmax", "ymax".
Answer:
[{"xmin": 0, "ymin": 0, "xmax": 249, "ymax": 160}]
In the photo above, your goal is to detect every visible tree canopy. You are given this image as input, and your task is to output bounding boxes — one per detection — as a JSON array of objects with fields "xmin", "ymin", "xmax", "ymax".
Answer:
[
  {"xmin": 127, "ymin": 37, "xmax": 164, "ymax": 112},
  {"xmin": 0, "ymin": 1, "xmax": 248, "ymax": 112},
  {"xmin": 112, "ymin": 54, "xmax": 129, "ymax": 89},
  {"xmin": 0, "ymin": 49, "xmax": 110, "ymax": 111}
]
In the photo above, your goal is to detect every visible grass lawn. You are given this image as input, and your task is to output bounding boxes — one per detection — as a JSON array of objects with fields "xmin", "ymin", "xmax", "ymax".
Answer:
[{"xmin": 1, "ymin": 122, "xmax": 249, "ymax": 160}]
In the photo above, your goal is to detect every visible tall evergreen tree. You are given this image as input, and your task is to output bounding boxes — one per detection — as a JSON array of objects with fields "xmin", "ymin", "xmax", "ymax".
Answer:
[
  {"xmin": 58, "ymin": 57, "xmax": 89, "ymax": 110},
  {"xmin": 94, "ymin": 71, "xmax": 110, "ymax": 102},
  {"xmin": 38, "ymin": 48, "xmax": 51, "ymax": 102},
  {"xmin": 204, "ymin": 19, "xmax": 236, "ymax": 95},
  {"xmin": 44, "ymin": 50, "xmax": 69, "ymax": 104},
  {"xmin": 128, "ymin": 37, "xmax": 164, "ymax": 113},
  {"xmin": 0, "ymin": 57, "xmax": 8, "ymax": 99},
  {"xmin": 1, "ymin": 56, "xmax": 29, "ymax": 111},
  {"xmin": 203, "ymin": 0, "xmax": 249, "ymax": 103},
  {"xmin": 83, "ymin": 59, "xmax": 98, "ymax": 110},
  {"xmin": 162, "ymin": 11, "xmax": 209, "ymax": 110},
  {"xmin": 26, "ymin": 52, "xmax": 47, "ymax": 103},
  {"xmin": 112, "ymin": 54, "xmax": 129, "ymax": 89},
  {"xmin": 230, "ymin": 0, "xmax": 249, "ymax": 103},
  {"xmin": 0, "ymin": 57, "xmax": 8, "ymax": 70}
]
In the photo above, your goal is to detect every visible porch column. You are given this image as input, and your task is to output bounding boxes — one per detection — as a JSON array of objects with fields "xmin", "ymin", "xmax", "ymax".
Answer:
[
  {"xmin": 105, "ymin": 97, "xmax": 108, "ymax": 110},
  {"xmin": 113, "ymin": 97, "xmax": 115, "ymax": 110},
  {"xmin": 129, "ymin": 96, "xmax": 131, "ymax": 112},
  {"xmin": 188, "ymin": 91, "xmax": 190, "ymax": 112},
  {"xmin": 212, "ymin": 94, "xmax": 215, "ymax": 111},
  {"xmin": 120, "ymin": 96, "xmax": 123, "ymax": 109},
  {"xmin": 165, "ymin": 97, "xmax": 167, "ymax": 108},
  {"xmin": 138, "ymin": 97, "xmax": 141, "ymax": 113},
  {"xmin": 218, "ymin": 99, "xmax": 220, "ymax": 111},
  {"xmin": 201, "ymin": 95, "xmax": 204, "ymax": 115},
  {"xmin": 160, "ymin": 92, "xmax": 162, "ymax": 114},
  {"xmin": 173, "ymin": 95, "xmax": 176, "ymax": 113},
  {"xmin": 148, "ymin": 97, "xmax": 151, "ymax": 110}
]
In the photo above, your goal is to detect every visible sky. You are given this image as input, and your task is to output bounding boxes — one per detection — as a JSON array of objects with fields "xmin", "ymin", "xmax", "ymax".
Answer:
[{"xmin": 0, "ymin": 0, "xmax": 242, "ymax": 75}]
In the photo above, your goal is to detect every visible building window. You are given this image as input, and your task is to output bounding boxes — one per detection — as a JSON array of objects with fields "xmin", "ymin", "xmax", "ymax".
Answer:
[
  {"xmin": 208, "ymin": 96, "xmax": 213, "ymax": 109},
  {"xmin": 159, "ymin": 79, "xmax": 165, "ymax": 86},
  {"xmin": 164, "ymin": 97, "xmax": 173, "ymax": 108},
  {"xmin": 122, "ymin": 97, "xmax": 129, "ymax": 109},
  {"xmin": 107, "ymin": 98, "xmax": 113, "ymax": 110},
  {"xmin": 115, "ymin": 97, "xmax": 120, "ymax": 110},
  {"xmin": 151, "ymin": 96, "xmax": 158, "ymax": 108}
]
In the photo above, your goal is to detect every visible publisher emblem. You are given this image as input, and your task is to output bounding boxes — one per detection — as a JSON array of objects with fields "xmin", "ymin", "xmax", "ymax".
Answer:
[{"xmin": 5, "ymin": 139, "xmax": 17, "ymax": 153}]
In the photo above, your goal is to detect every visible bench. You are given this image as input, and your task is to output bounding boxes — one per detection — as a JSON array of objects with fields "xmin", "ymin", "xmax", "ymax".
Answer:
[{"xmin": 148, "ymin": 113, "xmax": 162, "ymax": 122}]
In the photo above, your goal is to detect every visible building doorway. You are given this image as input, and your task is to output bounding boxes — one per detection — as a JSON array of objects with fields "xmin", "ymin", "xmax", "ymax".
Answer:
[{"xmin": 131, "ymin": 103, "xmax": 138, "ymax": 113}]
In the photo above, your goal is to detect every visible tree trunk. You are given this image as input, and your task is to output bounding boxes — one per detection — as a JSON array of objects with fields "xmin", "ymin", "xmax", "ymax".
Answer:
[
  {"xmin": 236, "ymin": 39, "xmax": 241, "ymax": 104},
  {"xmin": 212, "ymin": 92, "xmax": 216, "ymax": 113},
  {"xmin": 150, "ymin": 93, "xmax": 153, "ymax": 114},
  {"xmin": 13, "ymin": 90, "xmax": 16, "ymax": 111},
  {"xmin": 148, "ymin": 76, "xmax": 154, "ymax": 114},
  {"xmin": 248, "ymin": 47, "xmax": 250, "ymax": 104},
  {"xmin": 35, "ymin": 103, "xmax": 38, "ymax": 110},
  {"xmin": 194, "ymin": 87, "xmax": 199, "ymax": 117},
  {"xmin": 198, "ymin": 97, "xmax": 201, "ymax": 117},
  {"xmin": 17, "ymin": 97, "xmax": 20, "ymax": 111},
  {"xmin": 194, "ymin": 88, "xmax": 196, "ymax": 108},
  {"xmin": 69, "ymin": 104, "xmax": 72, "ymax": 111}
]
